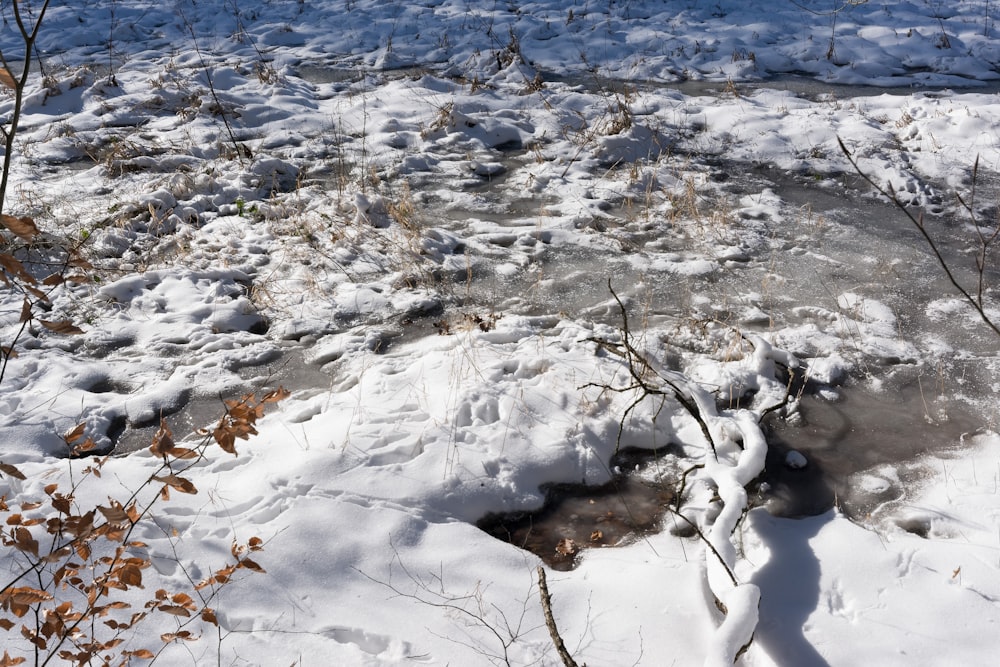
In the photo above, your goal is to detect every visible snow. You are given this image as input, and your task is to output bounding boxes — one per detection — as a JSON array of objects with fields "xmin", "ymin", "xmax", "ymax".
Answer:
[{"xmin": 1, "ymin": 1, "xmax": 1000, "ymax": 665}]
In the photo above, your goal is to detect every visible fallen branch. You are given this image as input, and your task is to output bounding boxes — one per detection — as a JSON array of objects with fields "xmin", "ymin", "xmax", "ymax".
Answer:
[
  {"xmin": 536, "ymin": 566, "xmax": 580, "ymax": 667},
  {"xmin": 585, "ymin": 280, "xmax": 719, "ymax": 460}
]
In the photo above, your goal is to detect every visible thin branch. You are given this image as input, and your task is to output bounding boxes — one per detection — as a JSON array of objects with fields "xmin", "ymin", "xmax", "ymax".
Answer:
[
  {"xmin": 838, "ymin": 137, "xmax": 1000, "ymax": 339},
  {"xmin": 603, "ymin": 279, "xmax": 719, "ymax": 459},
  {"xmin": 536, "ymin": 567, "xmax": 579, "ymax": 667},
  {"xmin": 666, "ymin": 510, "xmax": 739, "ymax": 587}
]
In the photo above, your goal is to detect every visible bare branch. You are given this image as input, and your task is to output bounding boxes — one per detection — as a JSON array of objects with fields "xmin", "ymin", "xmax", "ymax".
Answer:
[
  {"xmin": 536, "ymin": 567, "xmax": 580, "ymax": 667},
  {"xmin": 838, "ymin": 137, "xmax": 1000, "ymax": 339}
]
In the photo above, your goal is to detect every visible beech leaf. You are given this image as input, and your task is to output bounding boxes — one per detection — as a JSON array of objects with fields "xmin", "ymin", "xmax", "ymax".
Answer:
[
  {"xmin": 262, "ymin": 386, "xmax": 291, "ymax": 403},
  {"xmin": 0, "ymin": 214, "xmax": 39, "ymax": 242},
  {"xmin": 0, "ymin": 650, "xmax": 25, "ymax": 667},
  {"xmin": 118, "ymin": 564, "xmax": 144, "ymax": 588},
  {"xmin": 8, "ymin": 586, "xmax": 53, "ymax": 605},
  {"xmin": 39, "ymin": 319, "xmax": 84, "ymax": 335},
  {"xmin": 149, "ymin": 420, "xmax": 175, "ymax": 458},
  {"xmin": 0, "ymin": 68, "xmax": 16, "ymax": 90},
  {"xmin": 63, "ymin": 422, "xmax": 86, "ymax": 445},
  {"xmin": 17, "ymin": 298, "xmax": 31, "ymax": 323},
  {"xmin": 238, "ymin": 557, "xmax": 265, "ymax": 573},
  {"xmin": 97, "ymin": 504, "xmax": 130, "ymax": 527},
  {"xmin": 124, "ymin": 650, "xmax": 155, "ymax": 660},
  {"xmin": 158, "ymin": 605, "xmax": 192, "ymax": 617},
  {"xmin": 0, "ymin": 255, "xmax": 35, "ymax": 284},
  {"xmin": 151, "ymin": 474, "xmax": 197, "ymax": 494},
  {"xmin": 0, "ymin": 462, "xmax": 25, "ymax": 480},
  {"xmin": 167, "ymin": 446, "xmax": 198, "ymax": 459}
]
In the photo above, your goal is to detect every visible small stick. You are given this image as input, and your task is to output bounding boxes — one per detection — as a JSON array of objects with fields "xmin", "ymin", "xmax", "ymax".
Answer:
[{"xmin": 536, "ymin": 566, "xmax": 580, "ymax": 667}]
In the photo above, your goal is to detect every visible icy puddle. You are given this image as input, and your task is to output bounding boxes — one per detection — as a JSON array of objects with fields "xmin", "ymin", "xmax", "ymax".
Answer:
[
  {"xmin": 477, "ymin": 448, "xmax": 679, "ymax": 571},
  {"xmin": 477, "ymin": 379, "xmax": 982, "ymax": 568},
  {"xmin": 763, "ymin": 378, "xmax": 984, "ymax": 520}
]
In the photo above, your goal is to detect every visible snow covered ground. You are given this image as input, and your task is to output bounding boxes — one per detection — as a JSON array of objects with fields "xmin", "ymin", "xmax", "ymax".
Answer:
[{"xmin": 1, "ymin": 1, "xmax": 1000, "ymax": 665}]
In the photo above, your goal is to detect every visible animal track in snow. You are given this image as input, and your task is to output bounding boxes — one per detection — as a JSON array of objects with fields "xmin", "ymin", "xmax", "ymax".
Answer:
[
  {"xmin": 491, "ymin": 357, "xmax": 549, "ymax": 381},
  {"xmin": 454, "ymin": 393, "xmax": 500, "ymax": 427},
  {"xmin": 367, "ymin": 437, "xmax": 425, "ymax": 466},
  {"xmin": 323, "ymin": 625, "xmax": 414, "ymax": 658}
]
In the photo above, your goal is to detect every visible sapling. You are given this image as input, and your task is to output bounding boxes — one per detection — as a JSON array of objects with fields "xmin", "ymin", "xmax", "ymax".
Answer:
[
  {"xmin": 0, "ymin": 0, "xmax": 91, "ymax": 384},
  {"xmin": 0, "ymin": 388, "xmax": 288, "ymax": 664}
]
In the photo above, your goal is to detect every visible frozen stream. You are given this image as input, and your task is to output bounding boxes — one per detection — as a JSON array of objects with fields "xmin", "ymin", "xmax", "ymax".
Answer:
[{"xmin": 110, "ymin": 74, "xmax": 996, "ymax": 543}]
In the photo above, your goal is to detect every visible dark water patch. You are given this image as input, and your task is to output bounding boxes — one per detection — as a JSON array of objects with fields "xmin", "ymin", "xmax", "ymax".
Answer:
[
  {"xmin": 86, "ymin": 378, "xmax": 135, "ymax": 394},
  {"xmin": 113, "ymin": 394, "xmax": 236, "ymax": 455},
  {"xmin": 114, "ymin": 348, "xmax": 335, "ymax": 455},
  {"xmin": 477, "ymin": 447, "xmax": 679, "ymax": 570},
  {"xmin": 545, "ymin": 70, "xmax": 1000, "ymax": 101},
  {"xmin": 761, "ymin": 380, "xmax": 983, "ymax": 519}
]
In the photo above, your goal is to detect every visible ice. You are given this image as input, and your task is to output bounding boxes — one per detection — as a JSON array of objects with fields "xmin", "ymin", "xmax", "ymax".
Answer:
[{"xmin": 0, "ymin": 1, "xmax": 999, "ymax": 665}]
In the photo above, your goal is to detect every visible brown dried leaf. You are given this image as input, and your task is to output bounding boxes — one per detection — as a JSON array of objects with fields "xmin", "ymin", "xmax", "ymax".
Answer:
[
  {"xmin": 97, "ymin": 504, "xmax": 130, "ymax": 527},
  {"xmin": 151, "ymin": 474, "xmax": 197, "ymax": 495},
  {"xmin": 8, "ymin": 586, "xmax": 53, "ymax": 605},
  {"xmin": 0, "ymin": 68, "xmax": 16, "ymax": 90},
  {"xmin": 158, "ymin": 605, "xmax": 192, "ymax": 617},
  {"xmin": 70, "ymin": 437, "xmax": 97, "ymax": 455},
  {"xmin": 555, "ymin": 538, "xmax": 578, "ymax": 556},
  {"xmin": 166, "ymin": 446, "xmax": 198, "ymax": 460},
  {"xmin": 201, "ymin": 607, "xmax": 218, "ymax": 625},
  {"xmin": 40, "ymin": 546, "xmax": 72, "ymax": 563},
  {"xmin": 238, "ymin": 557, "xmax": 265, "ymax": 573},
  {"xmin": 213, "ymin": 424, "xmax": 238, "ymax": 456},
  {"xmin": 0, "ymin": 651, "xmax": 25, "ymax": 666},
  {"xmin": 24, "ymin": 285, "xmax": 48, "ymax": 302},
  {"xmin": 0, "ymin": 214, "xmax": 39, "ymax": 242},
  {"xmin": 51, "ymin": 497, "xmax": 71, "ymax": 514},
  {"xmin": 261, "ymin": 386, "xmax": 291, "ymax": 403},
  {"xmin": 171, "ymin": 592, "xmax": 196, "ymax": 608},
  {"xmin": 161, "ymin": 630, "xmax": 195, "ymax": 642},
  {"xmin": 14, "ymin": 527, "xmax": 38, "ymax": 557},
  {"xmin": 0, "ymin": 255, "xmax": 35, "ymax": 284},
  {"xmin": 41, "ymin": 273, "xmax": 64, "ymax": 286},
  {"xmin": 148, "ymin": 420, "xmax": 174, "ymax": 458},
  {"xmin": 0, "ymin": 462, "xmax": 25, "ymax": 480},
  {"xmin": 39, "ymin": 319, "xmax": 84, "ymax": 335},
  {"xmin": 118, "ymin": 564, "xmax": 143, "ymax": 588},
  {"xmin": 63, "ymin": 422, "xmax": 86, "ymax": 445},
  {"xmin": 17, "ymin": 299, "xmax": 31, "ymax": 324}
]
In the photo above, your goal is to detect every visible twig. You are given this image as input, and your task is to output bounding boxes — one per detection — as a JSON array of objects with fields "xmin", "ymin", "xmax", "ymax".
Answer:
[
  {"xmin": 601, "ymin": 279, "xmax": 719, "ymax": 459},
  {"xmin": 179, "ymin": 10, "xmax": 248, "ymax": 164},
  {"xmin": 666, "ymin": 510, "xmax": 739, "ymax": 587},
  {"xmin": 536, "ymin": 566, "xmax": 580, "ymax": 667},
  {"xmin": 838, "ymin": 137, "xmax": 1000, "ymax": 339}
]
